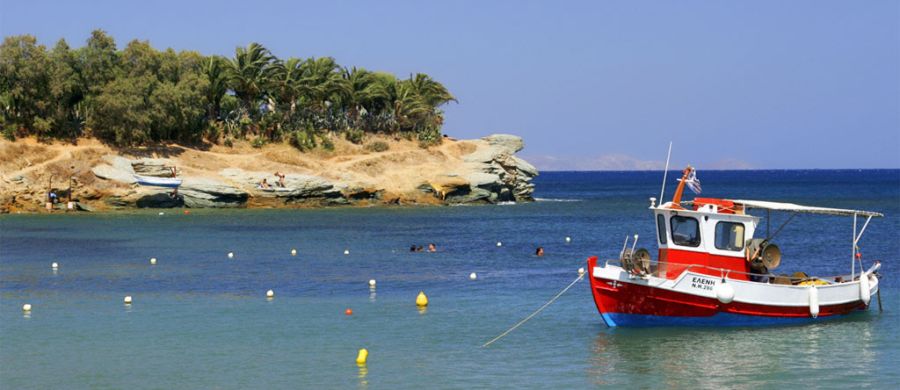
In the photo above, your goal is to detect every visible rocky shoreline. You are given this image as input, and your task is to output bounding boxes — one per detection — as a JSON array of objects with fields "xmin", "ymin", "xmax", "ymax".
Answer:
[{"xmin": 1, "ymin": 134, "xmax": 538, "ymax": 212}]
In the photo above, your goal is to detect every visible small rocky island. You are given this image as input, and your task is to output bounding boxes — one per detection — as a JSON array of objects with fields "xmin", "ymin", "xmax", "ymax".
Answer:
[{"xmin": 0, "ymin": 134, "xmax": 537, "ymax": 212}]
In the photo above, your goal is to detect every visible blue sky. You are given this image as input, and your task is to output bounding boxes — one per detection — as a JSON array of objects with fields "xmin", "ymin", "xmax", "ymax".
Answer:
[{"xmin": 2, "ymin": 0, "xmax": 898, "ymax": 169}]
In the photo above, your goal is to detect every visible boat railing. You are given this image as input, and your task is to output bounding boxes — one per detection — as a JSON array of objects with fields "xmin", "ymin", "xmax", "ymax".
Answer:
[{"xmin": 602, "ymin": 258, "xmax": 880, "ymax": 285}]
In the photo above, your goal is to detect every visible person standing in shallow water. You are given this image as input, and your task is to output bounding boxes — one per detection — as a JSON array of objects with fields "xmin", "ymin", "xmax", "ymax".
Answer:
[{"xmin": 535, "ymin": 247, "xmax": 544, "ymax": 257}]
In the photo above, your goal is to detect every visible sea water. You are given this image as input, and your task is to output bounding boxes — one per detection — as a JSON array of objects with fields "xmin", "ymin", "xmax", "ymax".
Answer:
[{"xmin": 1, "ymin": 170, "xmax": 898, "ymax": 388}]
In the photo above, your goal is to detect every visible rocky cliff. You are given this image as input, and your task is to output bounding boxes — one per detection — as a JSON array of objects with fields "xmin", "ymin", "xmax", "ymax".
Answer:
[{"xmin": 0, "ymin": 134, "xmax": 538, "ymax": 212}]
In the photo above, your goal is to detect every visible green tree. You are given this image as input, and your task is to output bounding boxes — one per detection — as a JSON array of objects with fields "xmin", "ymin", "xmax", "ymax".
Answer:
[
  {"xmin": 0, "ymin": 35, "xmax": 51, "ymax": 135},
  {"xmin": 78, "ymin": 30, "xmax": 119, "ymax": 95},
  {"xmin": 121, "ymin": 39, "xmax": 161, "ymax": 79},
  {"xmin": 150, "ymin": 73, "xmax": 208, "ymax": 143},
  {"xmin": 47, "ymin": 39, "xmax": 84, "ymax": 139},
  {"xmin": 88, "ymin": 75, "xmax": 154, "ymax": 146}
]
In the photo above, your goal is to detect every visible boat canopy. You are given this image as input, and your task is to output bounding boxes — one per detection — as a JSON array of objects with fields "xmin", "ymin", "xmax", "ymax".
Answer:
[{"xmin": 729, "ymin": 199, "xmax": 883, "ymax": 218}]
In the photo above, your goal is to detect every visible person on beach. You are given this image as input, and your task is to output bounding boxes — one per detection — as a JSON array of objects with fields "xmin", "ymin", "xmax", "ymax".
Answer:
[
  {"xmin": 259, "ymin": 178, "xmax": 271, "ymax": 189},
  {"xmin": 535, "ymin": 247, "xmax": 544, "ymax": 257},
  {"xmin": 428, "ymin": 243, "xmax": 437, "ymax": 252},
  {"xmin": 170, "ymin": 166, "xmax": 177, "ymax": 178},
  {"xmin": 48, "ymin": 191, "xmax": 58, "ymax": 203},
  {"xmin": 274, "ymin": 172, "xmax": 286, "ymax": 187}
]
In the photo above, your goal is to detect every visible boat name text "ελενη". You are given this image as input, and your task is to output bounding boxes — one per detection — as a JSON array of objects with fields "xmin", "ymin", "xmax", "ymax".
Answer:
[{"xmin": 690, "ymin": 276, "xmax": 716, "ymax": 291}]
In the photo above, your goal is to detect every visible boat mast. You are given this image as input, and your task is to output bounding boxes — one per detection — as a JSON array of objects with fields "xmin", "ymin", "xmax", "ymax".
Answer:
[
  {"xmin": 852, "ymin": 214, "xmax": 857, "ymax": 279},
  {"xmin": 659, "ymin": 142, "xmax": 673, "ymax": 205}
]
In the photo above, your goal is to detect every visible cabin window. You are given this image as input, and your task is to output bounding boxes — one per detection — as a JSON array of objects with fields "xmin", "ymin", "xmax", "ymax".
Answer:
[
  {"xmin": 670, "ymin": 216, "xmax": 700, "ymax": 247},
  {"xmin": 714, "ymin": 221, "xmax": 745, "ymax": 251},
  {"xmin": 656, "ymin": 214, "xmax": 667, "ymax": 244}
]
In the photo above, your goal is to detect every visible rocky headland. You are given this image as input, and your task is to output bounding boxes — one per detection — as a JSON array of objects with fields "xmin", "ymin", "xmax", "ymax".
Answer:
[{"xmin": 0, "ymin": 134, "xmax": 538, "ymax": 212}]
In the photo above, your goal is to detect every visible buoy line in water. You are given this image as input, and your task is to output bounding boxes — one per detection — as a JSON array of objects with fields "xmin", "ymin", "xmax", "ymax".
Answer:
[{"xmin": 482, "ymin": 272, "xmax": 585, "ymax": 348}]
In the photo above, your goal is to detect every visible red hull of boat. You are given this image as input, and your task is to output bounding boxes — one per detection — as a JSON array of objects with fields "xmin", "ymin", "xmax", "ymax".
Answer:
[{"xmin": 586, "ymin": 257, "xmax": 868, "ymax": 326}]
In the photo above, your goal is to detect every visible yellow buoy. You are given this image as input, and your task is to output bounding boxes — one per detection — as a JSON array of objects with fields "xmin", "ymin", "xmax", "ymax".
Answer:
[
  {"xmin": 416, "ymin": 291, "xmax": 428, "ymax": 307},
  {"xmin": 356, "ymin": 348, "xmax": 368, "ymax": 365}
]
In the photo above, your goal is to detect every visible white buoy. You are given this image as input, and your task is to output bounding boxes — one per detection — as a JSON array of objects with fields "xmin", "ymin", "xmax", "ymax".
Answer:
[
  {"xmin": 368, "ymin": 279, "xmax": 376, "ymax": 287},
  {"xmin": 22, "ymin": 303, "xmax": 32, "ymax": 312},
  {"xmin": 150, "ymin": 257, "xmax": 157, "ymax": 265},
  {"xmin": 578, "ymin": 267, "xmax": 585, "ymax": 276},
  {"xmin": 808, "ymin": 286, "xmax": 820, "ymax": 318},
  {"xmin": 227, "ymin": 252, "xmax": 234, "ymax": 259},
  {"xmin": 344, "ymin": 249, "xmax": 350, "ymax": 255},
  {"xmin": 496, "ymin": 241, "xmax": 502, "ymax": 247},
  {"xmin": 266, "ymin": 289, "xmax": 275, "ymax": 298},
  {"xmin": 565, "ymin": 236, "xmax": 572, "ymax": 243},
  {"xmin": 469, "ymin": 272, "xmax": 477, "ymax": 280},
  {"xmin": 714, "ymin": 280, "xmax": 735, "ymax": 304},
  {"xmin": 51, "ymin": 262, "xmax": 59, "ymax": 270},
  {"xmin": 291, "ymin": 249, "xmax": 297, "ymax": 256},
  {"xmin": 124, "ymin": 296, "xmax": 133, "ymax": 305},
  {"xmin": 859, "ymin": 271, "xmax": 871, "ymax": 305}
]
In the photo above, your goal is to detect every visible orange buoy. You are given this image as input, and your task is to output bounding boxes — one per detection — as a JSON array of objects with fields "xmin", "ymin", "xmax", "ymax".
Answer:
[{"xmin": 345, "ymin": 308, "xmax": 353, "ymax": 316}]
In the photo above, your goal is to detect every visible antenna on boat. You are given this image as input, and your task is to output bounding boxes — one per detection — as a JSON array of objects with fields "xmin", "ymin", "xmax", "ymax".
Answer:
[{"xmin": 659, "ymin": 142, "xmax": 673, "ymax": 204}]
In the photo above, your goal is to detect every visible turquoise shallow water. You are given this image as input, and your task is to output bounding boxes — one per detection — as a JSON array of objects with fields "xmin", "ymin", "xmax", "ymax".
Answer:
[{"xmin": 2, "ymin": 170, "xmax": 899, "ymax": 388}]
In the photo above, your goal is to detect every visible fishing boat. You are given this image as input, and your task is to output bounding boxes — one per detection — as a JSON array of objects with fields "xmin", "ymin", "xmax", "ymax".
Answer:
[
  {"xmin": 587, "ymin": 164, "xmax": 883, "ymax": 327},
  {"xmin": 133, "ymin": 174, "xmax": 182, "ymax": 188}
]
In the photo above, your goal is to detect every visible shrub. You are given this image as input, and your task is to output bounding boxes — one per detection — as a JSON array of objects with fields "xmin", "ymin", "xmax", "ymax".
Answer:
[
  {"xmin": 319, "ymin": 134, "xmax": 335, "ymax": 151},
  {"xmin": 290, "ymin": 129, "xmax": 317, "ymax": 151},
  {"xmin": 364, "ymin": 141, "xmax": 390, "ymax": 153},
  {"xmin": 417, "ymin": 127, "xmax": 442, "ymax": 147},
  {"xmin": 344, "ymin": 128, "xmax": 365, "ymax": 144},
  {"xmin": 251, "ymin": 136, "xmax": 267, "ymax": 148},
  {"xmin": 203, "ymin": 122, "xmax": 221, "ymax": 144},
  {"xmin": 2, "ymin": 124, "xmax": 15, "ymax": 141}
]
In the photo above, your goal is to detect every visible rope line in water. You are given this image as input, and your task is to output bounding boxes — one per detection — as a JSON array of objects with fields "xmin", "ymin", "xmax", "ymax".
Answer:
[{"xmin": 482, "ymin": 273, "xmax": 585, "ymax": 348}]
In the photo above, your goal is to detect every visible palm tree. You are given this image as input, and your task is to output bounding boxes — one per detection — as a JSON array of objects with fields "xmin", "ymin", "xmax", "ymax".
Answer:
[
  {"xmin": 393, "ymin": 81, "xmax": 431, "ymax": 131},
  {"xmin": 204, "ymin": 55, "xmax": 228, "ymax": 120},
  {"xmin": 340, "ymin": 67, "xmax": 396, "ymax": 124},
  {"xmin": 269, "ymin": 57, "xmax": 304, "ymax": 115},
  {"xmin": 226, "ymin": 43, "xmax": 275, "ymax": 114},
  {"xmin": 298, "ymin": 57, "xmax": 347, "ymax": 111},
  {"xmin": 406, "ymin": 73, "xmax": 456, "ymax": 108}
]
